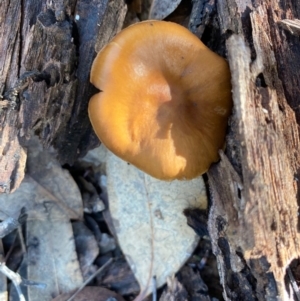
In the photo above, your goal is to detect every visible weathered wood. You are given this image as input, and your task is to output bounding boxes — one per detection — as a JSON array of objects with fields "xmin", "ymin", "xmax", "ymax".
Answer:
[
  {"xmin": 0, "ymin": 0, "xmax": 25, "ymax": 193},
  {"xmin": 208, "ymin": 1, "xmax": 300, "ymax": 300},
  {"xmin": 0, "ymin": 0, "xmax": 127, "ymax": 193}
]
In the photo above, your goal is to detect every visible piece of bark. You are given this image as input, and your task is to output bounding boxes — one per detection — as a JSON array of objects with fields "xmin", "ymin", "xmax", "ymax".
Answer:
[
  {"xmin": 208, "ymin": 1, "xmax": 300, "ymax": 300},
  {"xmin": 183, "ymin": 208, "xmax": 209, "ymax": 237},
  {"xmin": 179, "ymin": 266, "xmax": 211, "ymax": 301},
  {"xmin": 96, "ymin": 257, "xmax": 140, "ymax": 296},
  {"xmin": 0, "ymin": 0, "xmax": 127, "ymax": 193},
  {"xmin": 278, "ymin": 19, "xmax": 300, "ymax": 37}
]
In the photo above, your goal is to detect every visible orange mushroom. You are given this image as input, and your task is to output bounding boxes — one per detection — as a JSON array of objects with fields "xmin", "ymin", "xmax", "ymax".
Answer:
[{"xmin": 89, "ymin": 20, "xmax": 232, "ymax": 180}]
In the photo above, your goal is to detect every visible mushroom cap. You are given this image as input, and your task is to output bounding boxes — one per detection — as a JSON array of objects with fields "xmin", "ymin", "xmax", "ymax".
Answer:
[{"xmin": 89, "ymin": 20, "xmax": 232, "ymax": 180}]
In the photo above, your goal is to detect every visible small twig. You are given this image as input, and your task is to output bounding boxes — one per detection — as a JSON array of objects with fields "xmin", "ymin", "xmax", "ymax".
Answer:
[
  {"xmin": 3, "ymin": 208, "xmax": 27, "ymax": 262},
  {"xmin": 278, "ymin": 19, "xmax": 300, "ymax": 36},
  {"xmin": 198, "ymin": 249, "xmax": 209, "ymax": 270},
  {"xmin": 287, "ymin": 267, "xmax": 300, "ymax": 301},
  {"xmin": 0, "ymin": 217, "xmax": 20, "ymax": 239},
  {"xmin": 0, "ymin": 207, "xmax": 27, "ymax": 239},
  {"xmin": 21, "ymin": 278, "xmax": 47, "ymax": 289},
  {"xmin": 66, "ymin": 258, "xmax": 113, "ymax": 301},
  {"xmin": 0, "ymin": 262, "xmax": 25, "ymax": 301},
  {"xmin": 152, "ymin": 276, "xmax": 157, "ymax": 301},
  {"xmin": 4, "ymin": 231, "xmax": 18, "ymax": 262},
  {"xmin": 18, "ymin": 226, "xmax": 27, "ymax": 254}
]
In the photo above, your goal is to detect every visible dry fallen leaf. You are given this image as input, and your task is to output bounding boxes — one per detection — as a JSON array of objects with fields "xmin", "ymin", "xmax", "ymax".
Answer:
[
  {"xmin": 72, "ymin": 221, "xmax": 99, "ymax": 279},
  {"xmin": 52, "ymin": 286, "xmax": 125, "ymax": 301},
  {"xmin": 149, "ymin": 0, "xmax": 182, "ymax": 20},
  {"xmin": 0, "ymin": 139, "xmax": 83, "ymax": 300},
  {"xmin": 106, "ymin": 150, "xmax": 207, "ymax": 299}
]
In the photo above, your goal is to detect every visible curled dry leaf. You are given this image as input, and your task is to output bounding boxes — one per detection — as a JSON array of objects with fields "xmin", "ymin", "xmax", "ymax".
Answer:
[
  {"xmin": 72, "ymin": 221, "xmax": 99, "ymax": 279},
  {"xmin": 106, "ymin": 150, "xmax": 207, "ymax": 298},
  {"xmin": 159, "ymin": 276, "xmax": 188, "ymax": 301},
  {"xmin": 149, "ymin": 0, "xmax": 183, "ymax": 20},
  {"xmin": 0, "ymin": 138, "xmax": 83, "ymax": 300},
  {"xmin": 97, "ymin": 257, "xmax": 140, "ymax": 296}
]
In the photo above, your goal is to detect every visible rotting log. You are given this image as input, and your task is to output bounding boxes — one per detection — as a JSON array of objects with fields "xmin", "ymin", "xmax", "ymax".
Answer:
[
  {"xmin": 0, "ymin": 0, "xmax": 127, "ymax": 193},
  {"xmin": 208, "ymin": 1, "xmax": 300, "ymax": 300}
]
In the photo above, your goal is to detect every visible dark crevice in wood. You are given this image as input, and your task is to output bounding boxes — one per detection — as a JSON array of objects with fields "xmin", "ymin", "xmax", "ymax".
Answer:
[
  {"xmin": 255, "ymin": 73, "xmax": 267, "ymax": 88},
  {"xmin": 241, "ymin": 6, "xmax": 256, "ymax": 62},
  {"xmin": 284, "ymin": 259, "xmax": 300, "ymax": 300},
  {"xmin": 201, "ymin": 16, "xmax": 226, "ymax": 56}
]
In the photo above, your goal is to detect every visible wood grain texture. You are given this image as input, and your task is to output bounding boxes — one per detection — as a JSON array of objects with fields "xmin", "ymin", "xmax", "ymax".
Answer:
[
  {"xmin": 208, "ymin": 1, "xmax": 300, "ymax": 300},
  {"xmin": 0, "ymin": 0, "xmax": 127, "ymax": 192}
]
